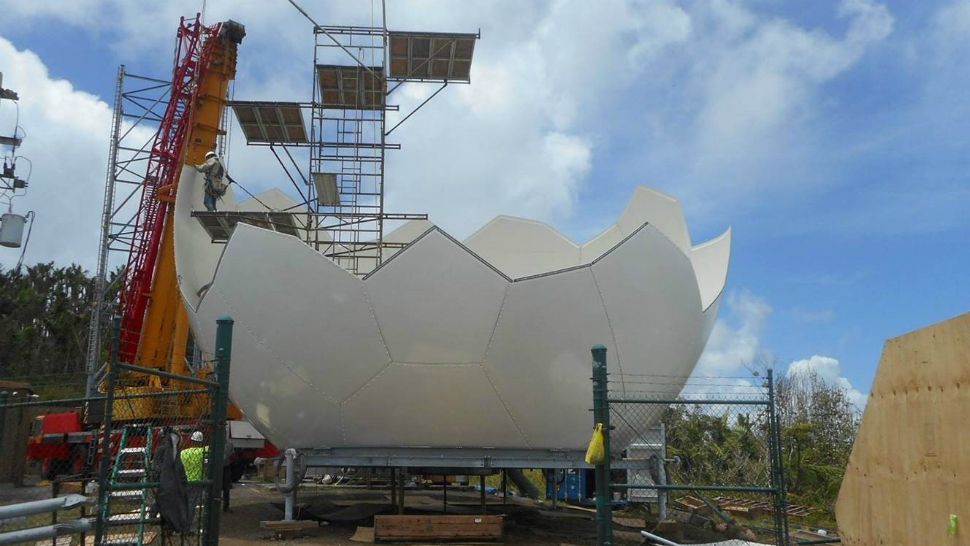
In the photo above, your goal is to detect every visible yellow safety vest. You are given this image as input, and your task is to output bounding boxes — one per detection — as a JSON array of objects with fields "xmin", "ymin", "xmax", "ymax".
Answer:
[{"xmin": 180, "ymin": 446, "xmax": 208, "ymax": 482}]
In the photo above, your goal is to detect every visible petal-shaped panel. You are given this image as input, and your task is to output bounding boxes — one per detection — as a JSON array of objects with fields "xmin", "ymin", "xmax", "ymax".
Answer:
[
  {"xmin": 691, "ymin": 227, "xmax": 731, "ymax": 311},
  {"xmin": 592, "ymin": 225, "xmax": 705, "ymax": 382},
  {"xmin": 208, "ymin": 224, "xmax": 390, "ymax": 402},
  {"xmin": 367, "ymin": 229, "xmax": 508, "ymax": 363},
  {"xmin": 580, "ymin": 225, "xmax": 624, "ymax": 263},
  {"xmin": 341, "ymin": 363, "xmax": 525, "ymax": 447},
  {"xmin": 483, "ymin": 267, "xmax": 618, "ymax": 449},
  {"xmin": 465, "ymin": 216, "xmax": 581, "ymax": 278},
  {"xmin": 195, "ymin": 287, "xmax": 342, "ymax": 449},
  {"xmin": 616, "ymin": 186, "xmax": 692, "ymax": 254},
  {"xmin": 382, "ymin": 219, "xmax": 434, "ymax": 261}
]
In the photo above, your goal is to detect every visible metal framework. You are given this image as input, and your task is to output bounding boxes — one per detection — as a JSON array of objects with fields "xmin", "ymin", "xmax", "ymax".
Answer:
[
  {"xmin": 308, "ymin": 25, "xmax": 393, "ymax": 274},
  {"xmin": 86, "ymin": 67, "xmax": 172, "ymax": 396},
  {"xmin": 224, "ymin": 9, "xmax": 478, "ymax": 276},
  {"xmin": 116, "ymin": 16, "xmax": 223, "ymax": 365}
]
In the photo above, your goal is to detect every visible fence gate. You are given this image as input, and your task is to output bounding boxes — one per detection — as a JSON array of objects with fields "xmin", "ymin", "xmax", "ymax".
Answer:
[
  {"xmin": 590, "ymin": 346, "xmax": 791, "ymax": 546},
  {"xmin": 0, "ymin": 317, "xmax": 234, "ymax": 546}
]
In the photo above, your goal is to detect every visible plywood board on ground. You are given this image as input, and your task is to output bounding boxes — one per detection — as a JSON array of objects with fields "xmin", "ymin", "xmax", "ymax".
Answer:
[
  {"xmin": 835, "ymin": 312, "xmax": 970, "ymax": 546},
  {"xmin": 374, "ymin": 515, "xmax": 503, "ymax": 541}
]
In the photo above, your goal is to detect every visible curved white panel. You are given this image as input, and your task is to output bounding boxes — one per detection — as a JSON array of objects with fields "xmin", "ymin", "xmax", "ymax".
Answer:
[
  {"xmin": 592, "ymin": 225, "xmax": 705, "ymax": 381},
  {"xmin": 616, "ymin": 186, "xmax": 691, "ymax": 253},
  {"xmin": 700, "ymin": 290, "xmax": 723, "ymax": 343},
  {"xmin": 368, "ymin": 230, "xmax": 508, "ymax": 363},
  {"xmin": 341, "ymin": 364, "xmax": 524, "ymax": 447},
  {"xmin": 194, "ymin": 287, "xmax": 342, "ymax": 449},
  {"xmin": 210, "ymin": 224, "xmax": 390, "ymax": 402},
  {"xmin": 691, "ymin": 227, "xmax": 732, "ymax": 311},
  {"xmin": 384, "ymin": 219, "xmax": 434, "ymax": 244},
  {"xmin": 382, "ymin": 219, "xmax": 434, "ymax": 260},
  {"xmin": 465, "ymin": 216, "xmax": 581, "ymax": 278},
  {"xmin": 580, "ymin": 225, "xmax": 624, "ymax": 263},
  {"xmin": 174, "ymin": 179, "xmax": 732, "ymax": 451},
  {"xmin": 483, "ymin": 267, "xmax": 618, "ymax": 449}
]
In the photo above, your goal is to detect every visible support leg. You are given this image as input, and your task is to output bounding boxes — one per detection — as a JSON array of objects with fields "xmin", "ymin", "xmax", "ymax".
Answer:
[
  {"xmin": 283, "ymin": 449, "xmax": 296, "ymax": 521},
  {"xmin": 480, "ymin": 475, "xmax": 486, "ymax": 515},
  {"xmin": 397, "ymin": 467, "xmax": 406, "ymax": 515}
]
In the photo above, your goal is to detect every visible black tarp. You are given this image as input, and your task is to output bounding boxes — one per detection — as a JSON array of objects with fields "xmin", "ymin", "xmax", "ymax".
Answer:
[{"xmin": 152, "ymin": 431, "xmax": 191, "ymax": 533}]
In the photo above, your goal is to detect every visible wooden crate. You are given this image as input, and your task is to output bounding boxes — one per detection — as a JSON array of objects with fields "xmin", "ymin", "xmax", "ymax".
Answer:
[{"xmin": 374, "ymin": 515, "xmax": 503, "ymax": 541}]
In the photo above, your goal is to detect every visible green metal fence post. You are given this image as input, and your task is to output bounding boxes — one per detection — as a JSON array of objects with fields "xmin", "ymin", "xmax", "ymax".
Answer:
[
  {"xmin": 94, "ymin": 317, "xmax": 122, "ymax": 545},
  {"xmin": 204, "ymin": 316, "xmax": 233, "ymax": 546},
  {"xmin": 0, "ymin": 391, "xmax": 8, "ymax": 459},
  {"xmin": 591, "ymin": 344, "xmax": 613, "ymax": 546},
  {"xmin": 767, "ymin": 368, "xmax": 790, "ymax": 545}
]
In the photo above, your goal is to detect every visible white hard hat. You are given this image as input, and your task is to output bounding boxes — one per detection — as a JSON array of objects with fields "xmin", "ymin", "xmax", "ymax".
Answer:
[
  {"xmin": 191, "ymin": 431, "xmax": 204, "ymax": 442},
  {"xmin": 205, "ymin": 151, "xmax": 216, "ymax": 159}
]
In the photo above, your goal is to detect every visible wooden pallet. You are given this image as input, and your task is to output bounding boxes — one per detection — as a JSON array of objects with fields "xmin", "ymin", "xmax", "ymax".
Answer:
[
  {"xmin": 260, "ymin": 519, "xmax": 319, "ymax": 540},
  {"xmin": 712, "ymin": 496, "xmax": 811, "ymax": 518},
  {"xmin": 374, "ymin": 515, "xmax": 503, "ymax": 541}
]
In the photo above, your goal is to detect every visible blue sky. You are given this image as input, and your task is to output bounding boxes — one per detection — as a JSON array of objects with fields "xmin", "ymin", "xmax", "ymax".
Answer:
[{"xmin": 0, "ymin": 0, "xmax": 967, "ymax": 403}]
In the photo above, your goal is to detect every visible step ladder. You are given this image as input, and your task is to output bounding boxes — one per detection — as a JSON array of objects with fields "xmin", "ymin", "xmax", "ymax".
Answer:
[{"xmin": 100, "ymin": 423, "xmax": 156, "ymax": 546}]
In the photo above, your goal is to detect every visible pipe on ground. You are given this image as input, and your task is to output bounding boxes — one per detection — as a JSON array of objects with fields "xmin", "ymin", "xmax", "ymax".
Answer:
[
  {"xmin": 0, "ymin": 518, "xmax": 93, "ymax": 546},
  {"xmin": 640, "ymin": 529, "xmax": 682, "ymax": 546},
  {"xmin": 0, "ymin": 495, "xmax": 92, "ymax": 520},
  {"xmin": 506, "ymin": 469, "xmax": 541, "ymax": 499}
]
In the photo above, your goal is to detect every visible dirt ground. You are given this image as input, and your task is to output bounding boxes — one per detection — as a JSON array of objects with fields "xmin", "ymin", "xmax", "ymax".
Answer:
[
  {"xmin": 0, "ymin": 478, "xmax": 647, "ymax": 545},
  {"xmin": 217, "ymin": 481, "xmax": 645, "ymax": 545}
]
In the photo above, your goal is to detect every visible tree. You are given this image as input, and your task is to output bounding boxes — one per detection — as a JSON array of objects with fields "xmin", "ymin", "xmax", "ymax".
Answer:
[
  {"xmin": 0, "ymin": 263, "xmax": 121, "ymax": 397},
  {"xmin": 775, "ymin": 369, "xmax": 859, "ymax": 509}
]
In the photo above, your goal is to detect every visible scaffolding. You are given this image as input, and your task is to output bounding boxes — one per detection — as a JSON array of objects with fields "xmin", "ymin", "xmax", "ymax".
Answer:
[{"xmin": 215, "ymin": 8, "xmax": 479, "ymax": 276}]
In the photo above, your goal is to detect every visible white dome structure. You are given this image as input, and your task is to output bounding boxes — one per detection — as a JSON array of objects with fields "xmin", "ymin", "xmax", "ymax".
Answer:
[{"xmin": 174, "ymin": 168, "xmax": 730, "ymax": 451}]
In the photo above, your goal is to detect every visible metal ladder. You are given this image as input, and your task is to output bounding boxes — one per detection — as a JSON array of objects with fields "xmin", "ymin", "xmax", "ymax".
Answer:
[{"xmin": 102, "ymin": 423, "xmax": 155, "ymax": 545}]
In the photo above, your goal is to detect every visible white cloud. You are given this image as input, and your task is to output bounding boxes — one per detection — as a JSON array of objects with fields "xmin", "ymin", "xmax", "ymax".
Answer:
[
  {"xmin": 0, "ymin": 38, "xmax": 114, "ymax": 269},
  {"xmin": 788, "ymin": 354, "xmax": 868, "ymax": 410},
  {"xmin": 694, "ymin": 290, "xmax": 774, "ymax": 377},
  {"xmin": 792, "ymin": 307, "xmax": 836, "ymax": 323},
  {"xmin": 0, "ymin": 0, "xmax": 899, "ymax": 268},
  {"xmin": 638, "ymin": 0, "xmax": 893, "ymax": 222}
]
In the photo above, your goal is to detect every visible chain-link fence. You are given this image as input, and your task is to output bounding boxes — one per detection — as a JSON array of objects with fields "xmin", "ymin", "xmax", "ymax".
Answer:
[
  {"xmin": 610, "ymin": 378, "xmax": 791, "ymax": 544},
  {"xmin": 589, "ymin": 346, "xmax": 792, "ymax": 545},
  {"xmin": 0, "ymin": 317, "xmax": 234, "ymax": 546}
]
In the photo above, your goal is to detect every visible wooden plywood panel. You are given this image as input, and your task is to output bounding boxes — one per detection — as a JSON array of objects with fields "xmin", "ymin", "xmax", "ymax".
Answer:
[{"xmin": 836, "ymin": 312, "xmax": 970, "ymax": 546}]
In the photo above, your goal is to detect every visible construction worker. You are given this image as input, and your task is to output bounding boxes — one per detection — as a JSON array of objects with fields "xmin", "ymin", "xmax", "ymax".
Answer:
[
  {"xmin": 180, "ymin": 430, "xmax": 207, "ymax": 526},
  {"xmin": 195, "ymin": 151, "xmax": 229, "ymax": 211}
]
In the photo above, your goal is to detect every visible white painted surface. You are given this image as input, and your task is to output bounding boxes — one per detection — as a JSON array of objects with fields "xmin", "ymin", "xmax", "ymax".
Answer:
[
  {"xmin": 368, "ymin": 229, "xmax": 507, "ymax": 364},
  {"xmin": 592, "ymin": 224, "xmax": 705, "ymax": 381},
  {"xmin": 691, "ymin": 227, "xmax": 732, "ymax": 311},
  {"xmin": 341, "ymin": 363, "xmax": 525, "ymax": 447},
  {"xmin": 209, "ymin": 225, "xmax": 390, "ymax": 403},
  {"xmin": 174, "ymin": 182, "xmax": 732, "ymax": 450},
  {"xmin": 580, "ymin": 224, "xmax": 624, "ymax": 263},
  {"xmin": 615, "ymin": 186, "xmax": 692, "ymax": 253},
  {"xmin": 482, "ymin": 267, "xmax": 617, "ymax": 448},
  {"xmin": 465, "ymin": 216, "xmax": 581, "ymax": 278}
]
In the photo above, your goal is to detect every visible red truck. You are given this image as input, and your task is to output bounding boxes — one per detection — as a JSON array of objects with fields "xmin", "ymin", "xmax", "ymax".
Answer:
[{"xmin": 27, "ymin": 411, "xmax": 279, "ymax": 480}]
